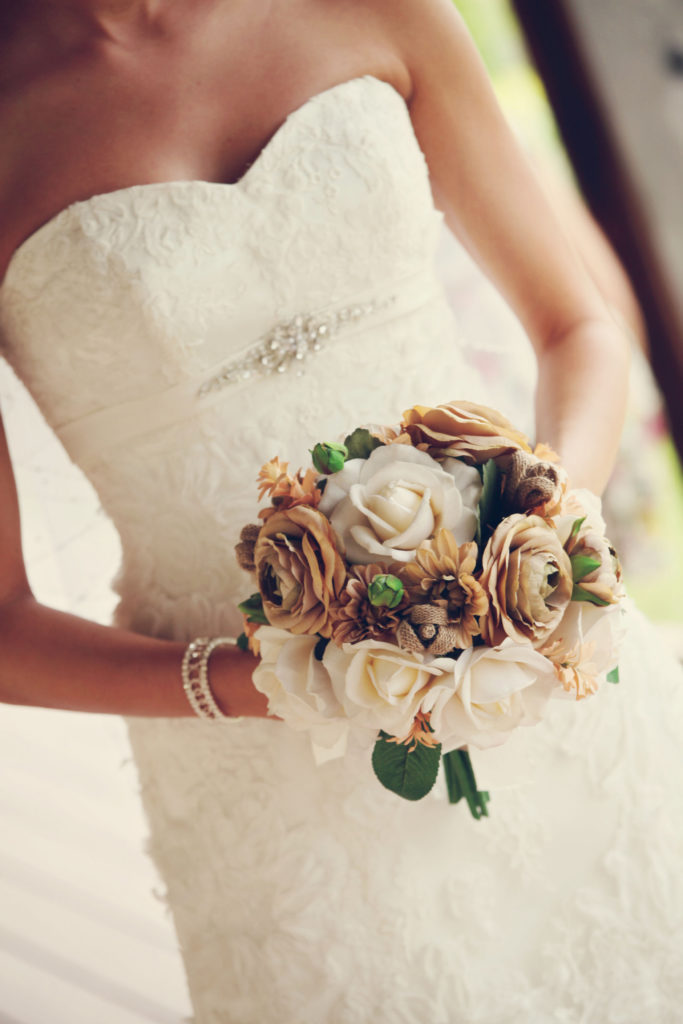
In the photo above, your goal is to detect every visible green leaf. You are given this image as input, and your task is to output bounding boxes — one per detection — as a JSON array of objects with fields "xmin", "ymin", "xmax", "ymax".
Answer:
[
  {"xmin": 571, "ymin": 584, "xmax": 611, "ymax": 607},
  {"xmin": 570, "ymin": 553, "xmax": 602, "ymax": 583},
  {"xmin": 607, "ymin": 666, "xmax": 620, "ymax": 684},
  {"xmin": 569, "ymin": 515, "xmax": 586, "ymax": 542},
  {"xmin": 343, "ymin": 428, "xmax": 383, "ymax": 461},
  {"xmin": 236, "ymin": 632, "xmax": 249, "ymax": 652},
  {"xmin": 442, "ymin": 749, "xmax": 490, "ymax": 819},
  {"xmin": 371, "ymin": 732, "xmax": 441, "ymax": 801},
  {"xmin": 237, "ymin": 592, "xmax": 270, "ymax": 624},
  {"xmin": 476, "ymin": 458, "xmax": 503, "ymax": 552}
]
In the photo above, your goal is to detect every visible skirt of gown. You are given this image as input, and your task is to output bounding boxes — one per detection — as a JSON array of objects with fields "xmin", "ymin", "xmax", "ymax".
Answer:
[{"xmin": 124, "ymin": 598, "xmax": 683, "ymax": 1024}]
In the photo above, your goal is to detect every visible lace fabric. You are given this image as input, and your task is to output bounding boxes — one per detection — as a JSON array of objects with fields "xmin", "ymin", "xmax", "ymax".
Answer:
[{"xmin": 0, "ymin": 76, "xmax": 682, "ymax": 1023}]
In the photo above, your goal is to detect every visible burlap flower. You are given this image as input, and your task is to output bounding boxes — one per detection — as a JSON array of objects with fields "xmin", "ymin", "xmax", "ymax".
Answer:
[
  {"xmin": 398, "ymin": 531, "xmax": 488, "ymax": 648},
  {"xmin": 395, "ymin": 604, "xmax": 464, "ymax": 657},
  {"xmin": 254, "ymin": 505, "xmax": 347, "ymax": 637},
  {"xmin": 479, "ymin": 514, "xmax": 573, "ymax": 646},
  {"xmin": 502, "ymin": 449, "xmax": 568, "ymax": 518},
  {"xmin": 329, "ymin": 563, "xmax": 408, "ymax": 646},
  {"xmin": 401, "ymin": 400, "xmax": 531, "ymax": 465}
]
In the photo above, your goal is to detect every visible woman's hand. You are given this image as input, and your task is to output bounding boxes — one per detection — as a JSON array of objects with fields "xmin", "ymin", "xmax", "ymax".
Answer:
[{"xmin": 210, "ymin": 645, "xmax": 271, "ymax": 719}]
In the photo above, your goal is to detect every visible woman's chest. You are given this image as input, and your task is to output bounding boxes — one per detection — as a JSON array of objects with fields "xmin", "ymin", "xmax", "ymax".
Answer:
[{"xmin": 0, "ymin": 4, "xmax": 403, "ymax": 281}]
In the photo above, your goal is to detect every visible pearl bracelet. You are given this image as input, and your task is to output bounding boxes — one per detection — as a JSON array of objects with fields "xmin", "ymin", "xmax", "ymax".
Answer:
[{"xmin": 181, "ymin": 637, "xmax": 240, "ymax": 720}]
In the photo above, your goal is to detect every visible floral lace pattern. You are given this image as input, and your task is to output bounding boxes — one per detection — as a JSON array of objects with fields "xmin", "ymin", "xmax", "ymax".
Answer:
[{"xmin": 1, "ymin": 76, "xmax": 682, "ymax": 1023}]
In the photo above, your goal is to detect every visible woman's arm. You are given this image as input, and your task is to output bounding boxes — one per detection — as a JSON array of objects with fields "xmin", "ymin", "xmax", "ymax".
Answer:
[
  {"xmin": 386, "ymin": 0, "xmax": 630, "ymax": 492},
  {"xmin": 0, "ymin": 416, "xmax": 268, "ymax": 717}
]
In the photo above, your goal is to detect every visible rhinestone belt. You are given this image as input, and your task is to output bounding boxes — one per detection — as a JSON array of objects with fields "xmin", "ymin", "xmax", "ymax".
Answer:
[
  {"xmin": 58, "ymin": 268, "xmax": 442, "ymax": 467},
  {"xmin": 198, "ymin": 294, "xmax": 397, "ymax": 397}
]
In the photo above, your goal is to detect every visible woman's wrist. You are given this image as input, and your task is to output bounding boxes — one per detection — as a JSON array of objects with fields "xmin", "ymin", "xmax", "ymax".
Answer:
[{"xmin": 534, "ymin": 315, "xmax": 630, "ymax": 495}]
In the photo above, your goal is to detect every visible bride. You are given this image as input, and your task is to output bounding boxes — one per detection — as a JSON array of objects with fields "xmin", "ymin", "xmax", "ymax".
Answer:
[{"xmin": 1, "ymin": 1, "xmax": 681, "ymax": 1021}]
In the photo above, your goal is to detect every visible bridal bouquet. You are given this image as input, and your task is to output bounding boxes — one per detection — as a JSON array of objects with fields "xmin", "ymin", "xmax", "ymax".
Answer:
[{"xmin": 235, "ymin": 401, "xmax": 624, "ymax": 818}]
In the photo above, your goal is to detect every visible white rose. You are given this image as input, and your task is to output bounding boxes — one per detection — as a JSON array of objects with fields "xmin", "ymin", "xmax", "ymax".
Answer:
[
  {"xmin": 539, "ymin": 601, "xmax": 625, "ymax": 699},
  {"xmin": 323, "ymin": 639, "xmax": 449, "ymax": 739},
  {"xmin": 423, "ymin": 640, "xmax": 558, "ymax": 751},
  {"xmin": 318, "ymin": 444, "xmax": 481, "ymax": 565},
  {"xmin": 252, "ymin": 627, "xmax": 348, "ymax": 749}
]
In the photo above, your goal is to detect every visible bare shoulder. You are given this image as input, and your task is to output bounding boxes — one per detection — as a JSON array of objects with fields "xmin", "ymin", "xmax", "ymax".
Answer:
[
  {"xmin": 339, "ymin": 0, "xmax": 464, "ymax": 34},
  {"xmin": 339, "ymin": 0, "xmax": 472, "ymax": 91}
]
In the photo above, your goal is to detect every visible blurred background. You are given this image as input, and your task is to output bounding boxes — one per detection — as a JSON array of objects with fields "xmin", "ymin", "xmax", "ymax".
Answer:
[{"xmin": 2, "ymin": 2, "xmax": 682, "ymax": 1022}]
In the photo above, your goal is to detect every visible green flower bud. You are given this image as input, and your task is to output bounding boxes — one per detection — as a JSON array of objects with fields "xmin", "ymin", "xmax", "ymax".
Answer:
[
  {"xmin": 367, "ymin": 574, "xmax": 404, "ymax": 610},
  {"xmin": 310, "ymin": 441, "xmax": 348, "ymax": 474}
]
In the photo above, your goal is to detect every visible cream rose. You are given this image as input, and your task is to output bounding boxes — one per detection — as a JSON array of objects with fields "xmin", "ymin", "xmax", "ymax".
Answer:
[
  {"xmin": 423, "ymin": 640, "xmax": 558, "ymax": 751},
  {"xmin": 318, "ymin": 444, "xmax": 481, "ymax": 565},
  {"xmin": 252, "ymin": 627, "xmax": 348, "ymax": 749},
  {"xmin": 323, "ymin": 639, "xmax": 450, "ymax": 739}
]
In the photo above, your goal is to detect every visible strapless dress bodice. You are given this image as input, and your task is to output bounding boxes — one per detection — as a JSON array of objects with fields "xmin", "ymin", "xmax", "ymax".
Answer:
[{"xmin": 0, "ymin": 75, "xmax": 483, "ymax": 637}]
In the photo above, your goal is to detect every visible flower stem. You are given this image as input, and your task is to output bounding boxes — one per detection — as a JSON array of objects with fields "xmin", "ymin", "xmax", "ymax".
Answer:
[{"xmin": 442, "ymin": 749, "xmax": 490, "ymax": 819}]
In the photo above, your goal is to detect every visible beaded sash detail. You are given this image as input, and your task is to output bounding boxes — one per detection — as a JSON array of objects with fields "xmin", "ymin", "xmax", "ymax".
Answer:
[
  {"xmin": 56, "ymin": 268, "xmax": 440, "ymax": 467},
  {"xmin": 198, "ymin": 296, "xmax": 397, "ymax": 396}
]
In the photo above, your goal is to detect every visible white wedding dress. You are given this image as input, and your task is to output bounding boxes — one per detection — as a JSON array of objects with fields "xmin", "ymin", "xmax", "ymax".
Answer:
[{"xmin": 1, "ymin": 76, "xmax": 682, "ymax": 1024}]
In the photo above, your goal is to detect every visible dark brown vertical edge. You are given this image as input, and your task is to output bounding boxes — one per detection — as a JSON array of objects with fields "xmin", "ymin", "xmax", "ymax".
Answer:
[{"xmin": 512, "ymin": 0, "xmax": 683, "ymax": 462}]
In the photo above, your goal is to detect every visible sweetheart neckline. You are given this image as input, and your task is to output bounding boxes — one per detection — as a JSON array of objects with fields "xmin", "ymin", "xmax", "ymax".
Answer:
[{"xmin": 0, "ymin": 74, "xmax": 403, "ymax": 291}]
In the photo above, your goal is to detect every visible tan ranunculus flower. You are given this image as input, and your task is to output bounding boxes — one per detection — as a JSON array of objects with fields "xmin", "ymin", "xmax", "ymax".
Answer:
[
  {"xmin": 398, "ymin": 530, "xmax": 488, "ymax": 648},
  {"xmin": 479, "ymin": 514, "xmax": 573, "ymax": 646},
  {"xmin": 401, "ymin": 400, "xmax": 531, "ymax": 465},
  {"xmin": 254, "ymin": 505, "xmax": 347, "ymax": 638},
  {"xmin": 556, "ymin": 490, "xmax": 623, "ymax": 605}
]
